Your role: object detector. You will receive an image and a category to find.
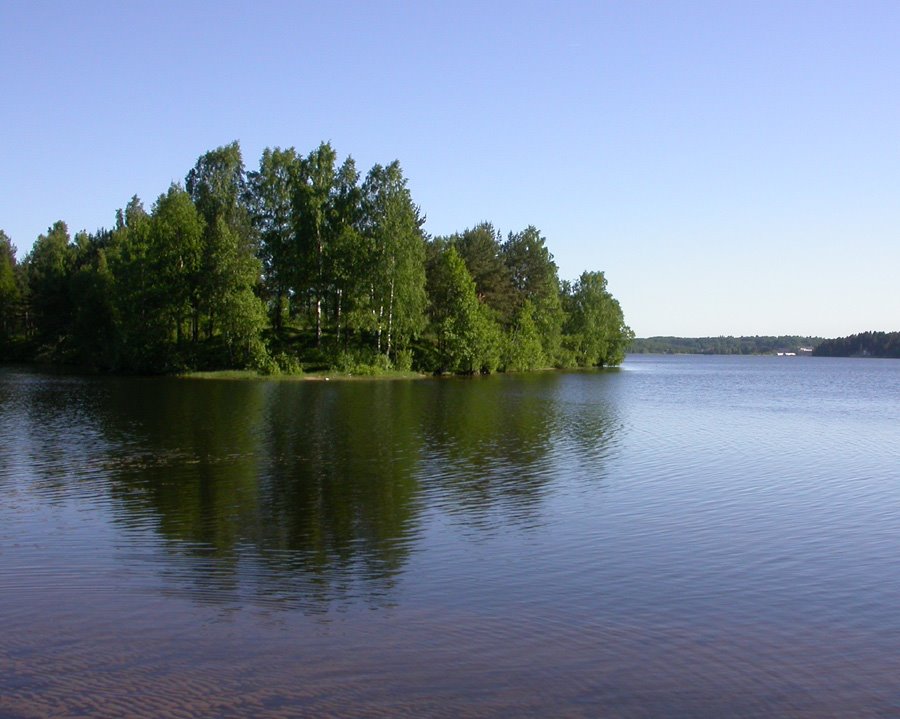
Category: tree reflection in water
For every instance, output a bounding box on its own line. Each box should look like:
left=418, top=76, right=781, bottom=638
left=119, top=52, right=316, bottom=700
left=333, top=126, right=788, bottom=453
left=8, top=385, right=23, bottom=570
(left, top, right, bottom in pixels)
left=11, top=370, right=621, bottom=612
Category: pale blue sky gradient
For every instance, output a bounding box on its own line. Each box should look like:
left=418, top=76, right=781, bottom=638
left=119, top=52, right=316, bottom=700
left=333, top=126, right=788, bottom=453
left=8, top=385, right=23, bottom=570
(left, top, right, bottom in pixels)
left=2, top=0, right=898, bottom=337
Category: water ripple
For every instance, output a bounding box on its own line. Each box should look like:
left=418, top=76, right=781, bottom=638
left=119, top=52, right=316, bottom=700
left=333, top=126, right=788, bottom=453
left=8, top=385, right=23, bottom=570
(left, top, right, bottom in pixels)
left=2, top=359, right=900, bottom=716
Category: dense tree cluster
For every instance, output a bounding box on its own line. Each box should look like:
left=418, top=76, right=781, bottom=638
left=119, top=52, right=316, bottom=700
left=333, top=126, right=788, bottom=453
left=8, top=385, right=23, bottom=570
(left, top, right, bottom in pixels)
left=629, top=335, right=823, bottom=355
left=813, top=331, right=900, bottom=358
left=0, top=141, right=633, bottom=374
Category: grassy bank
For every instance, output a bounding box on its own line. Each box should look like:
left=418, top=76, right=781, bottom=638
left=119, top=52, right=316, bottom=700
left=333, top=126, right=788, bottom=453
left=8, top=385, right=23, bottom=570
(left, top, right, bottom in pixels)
left=180, top=368, right=427, bottom=381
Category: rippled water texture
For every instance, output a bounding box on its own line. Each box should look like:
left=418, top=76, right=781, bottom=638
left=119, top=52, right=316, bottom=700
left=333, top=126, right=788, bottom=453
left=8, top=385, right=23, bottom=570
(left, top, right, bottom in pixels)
left=2, top=356, right=899, bottom=717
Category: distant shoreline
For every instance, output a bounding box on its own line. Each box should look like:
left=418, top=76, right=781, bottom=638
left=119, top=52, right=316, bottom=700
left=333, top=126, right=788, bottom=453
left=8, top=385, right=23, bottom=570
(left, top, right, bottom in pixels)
left=628, top=335, right=822, bottom=356
left=628, top=330, right=900, bottom=359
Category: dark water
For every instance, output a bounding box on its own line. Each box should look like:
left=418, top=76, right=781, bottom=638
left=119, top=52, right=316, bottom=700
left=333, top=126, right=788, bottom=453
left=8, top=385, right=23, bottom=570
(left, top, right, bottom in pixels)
left=2, top=355, right=899, bottom=718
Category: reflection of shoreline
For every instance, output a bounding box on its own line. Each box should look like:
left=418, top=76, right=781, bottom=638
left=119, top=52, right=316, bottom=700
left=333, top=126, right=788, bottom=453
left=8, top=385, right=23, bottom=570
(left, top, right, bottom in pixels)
left=6, top=371, right=621, bottom=611
left=176, top=366, right=622, bottom=382
left=5, top=362, right=900, bottom=718
left=98, top=379, right=425, bottom=611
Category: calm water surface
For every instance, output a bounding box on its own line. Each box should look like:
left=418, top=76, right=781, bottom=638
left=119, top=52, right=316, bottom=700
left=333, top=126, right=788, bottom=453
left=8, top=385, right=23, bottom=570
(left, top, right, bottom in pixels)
left=2, top=355, right=899, bottom=717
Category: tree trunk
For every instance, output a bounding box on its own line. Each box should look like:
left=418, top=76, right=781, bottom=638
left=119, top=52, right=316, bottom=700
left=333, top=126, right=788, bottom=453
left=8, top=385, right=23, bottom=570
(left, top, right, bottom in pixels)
left=315, top=295, right=322, bottom=347
left=386, top=275, right=395, bottom=357
left=315, top=223, right=323, bottom=347
left=376, top=302, right=384, bottom=354
left=335, top=288, right=342, bottom=344
left=273, top=287, right=283, bottom=333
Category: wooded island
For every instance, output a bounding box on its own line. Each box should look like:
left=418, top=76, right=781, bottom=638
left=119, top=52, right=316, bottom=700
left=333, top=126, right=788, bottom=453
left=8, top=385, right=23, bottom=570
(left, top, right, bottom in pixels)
left=0, top=142, right=633, bottom=375
left=813, top=331, right=900, bottom=359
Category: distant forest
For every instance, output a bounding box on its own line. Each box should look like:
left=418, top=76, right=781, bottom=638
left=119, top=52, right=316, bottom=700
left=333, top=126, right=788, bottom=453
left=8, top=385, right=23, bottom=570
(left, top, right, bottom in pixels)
left=629, top=336, right=823, bottom=355
left=0, top=141, right=633, bottom=375
left=813, top=331, right=900, bottom=358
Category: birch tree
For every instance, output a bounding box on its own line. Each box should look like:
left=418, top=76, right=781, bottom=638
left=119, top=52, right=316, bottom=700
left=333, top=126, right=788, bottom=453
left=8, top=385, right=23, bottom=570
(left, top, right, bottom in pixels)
left=360, top=161, right=426, bottom=359
left=247, top=147, right=301, bottom=332
left=294, top=142, right=337, bottom=346
left=186, top=142, right=266, bottom=364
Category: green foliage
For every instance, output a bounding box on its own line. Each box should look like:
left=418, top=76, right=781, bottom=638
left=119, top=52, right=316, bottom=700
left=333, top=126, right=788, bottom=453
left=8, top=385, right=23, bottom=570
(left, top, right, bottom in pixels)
left=107, top=189, right=211, bottom=372
left=247, top=145, right=368, bottom=350
left=327, top=157, right=365, bottom=344
left=150, top=185, right=204, bottom=341
left=562, top=271, right=633, bottom=367
left=332, top=347, right=393, bottom=375
left=502, top=226, right=564, bottom=363
left=430, top=246, right=501, bottom=374
left=442, top=223, right=516, bottom=324
left=186, top=143, right=268, bottom=368
left=393, top=348, right=414, bottom=372
left=503, top=299, right=545, bottom=371
left=26, top=221, right=74, bottom=356
left=813, top=331, right=900, bottom=358
left=10, top=140, right=632, bottom=377
left=0, top=230, right=21, bottom=342
left=360, top=161, right=427, bottom=359
left=108, top=196, right=174, bottom=371
left=630, top=335, right=823, bottom=355
left=293, top=142, right=337, bottom=344
left=275, top=351, right=303, bottom=375
left=69, top=231, right=119, bottom=369
left=246, top=146, right=301, bottom=331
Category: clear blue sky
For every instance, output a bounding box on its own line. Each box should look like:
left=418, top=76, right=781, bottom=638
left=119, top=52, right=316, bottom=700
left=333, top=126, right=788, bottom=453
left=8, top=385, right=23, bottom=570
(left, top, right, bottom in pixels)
left=2, top=0, right=898, bottom=337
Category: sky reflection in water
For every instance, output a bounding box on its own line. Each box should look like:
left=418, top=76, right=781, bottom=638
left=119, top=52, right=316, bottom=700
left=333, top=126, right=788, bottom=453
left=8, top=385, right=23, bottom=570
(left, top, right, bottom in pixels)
left=2, top=357, right=899, bottom=717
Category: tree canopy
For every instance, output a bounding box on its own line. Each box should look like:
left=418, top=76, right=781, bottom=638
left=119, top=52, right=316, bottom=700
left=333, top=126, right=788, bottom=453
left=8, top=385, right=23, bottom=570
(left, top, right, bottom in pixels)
left=1, top=140, right=632, bottom=374
left=813, top=331, right=900, bottom=358
left=629, top=335, right=823, bottom=355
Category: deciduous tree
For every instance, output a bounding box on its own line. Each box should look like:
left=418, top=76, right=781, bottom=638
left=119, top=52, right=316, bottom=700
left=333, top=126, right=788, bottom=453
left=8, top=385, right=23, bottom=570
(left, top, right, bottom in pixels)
left=430, top=246, right=500, bottom=373
left=451, top=222, right=515, bottom=325
left=0, top=230, right=20, bottom=340
left=502, top=226, right=564, bottom=363
left=187, top=143, right=267, bottom=365
left=562, top=271, right=633, bottom=366
left=247, top=147, right=301, bottom=332
left=360, top=161, right=427, bottom=359
left=26, top=221, right=73, bottom=354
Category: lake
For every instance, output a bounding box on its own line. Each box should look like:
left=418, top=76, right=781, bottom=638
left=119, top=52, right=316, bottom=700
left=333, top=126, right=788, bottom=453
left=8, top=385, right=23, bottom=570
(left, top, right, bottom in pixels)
left=2, top=355, right=899, bottom=718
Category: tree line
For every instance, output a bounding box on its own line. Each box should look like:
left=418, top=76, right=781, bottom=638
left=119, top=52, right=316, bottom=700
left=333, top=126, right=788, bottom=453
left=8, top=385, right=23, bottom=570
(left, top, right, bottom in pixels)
left=629, top=335, right=823, bottom=355
left=0, top=141, right=633, bottom=375
left=813, top=331, right=900, bottom=358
